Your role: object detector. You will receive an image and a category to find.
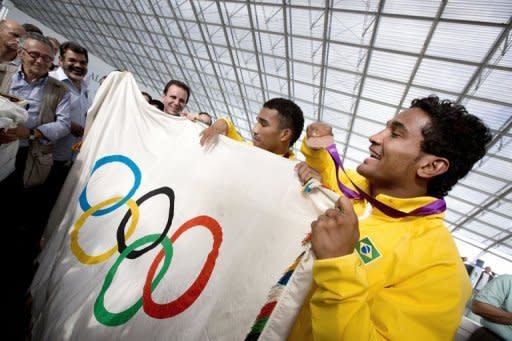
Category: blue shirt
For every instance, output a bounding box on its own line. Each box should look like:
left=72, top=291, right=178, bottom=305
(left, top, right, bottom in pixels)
left=474, top=274, right=512, bottom=340
left=50, top=67, right=90, bottom=161
left=9, top=67, right=71, bottom=148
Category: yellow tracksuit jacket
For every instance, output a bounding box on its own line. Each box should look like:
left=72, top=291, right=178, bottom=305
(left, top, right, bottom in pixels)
left=287, top=139, right=472, bottom=340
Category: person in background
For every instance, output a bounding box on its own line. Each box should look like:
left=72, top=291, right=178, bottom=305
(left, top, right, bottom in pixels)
left=471, top=274, right=512, bottom=340
left=462, top=256, right=474, bottom=275
left=46, top=36, right=60, bottom=71
left=0, top=32, right=70, bottom=340
left=181, top=111, right=213, bottom=126
left=200, top=98, right=304, bottom=159
left=47, top=41, right=89, bottom=214
left=0, top=19, right=25, bottom=64
left=475, top=266, right=497, bottom=292
left=197, top=112, right=212, bottom=126
left=141, top=91, right=151, bottom=102
left=22, top=22, right=43, bottom=35
left=0, top=20, right=24, bottom=96
left=149, top=98, right=164, bottom=111
left=161, top=79, right=190, bottom=116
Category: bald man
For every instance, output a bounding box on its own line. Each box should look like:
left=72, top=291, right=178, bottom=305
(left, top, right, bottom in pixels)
left=0, top=19, right=25, bottom=63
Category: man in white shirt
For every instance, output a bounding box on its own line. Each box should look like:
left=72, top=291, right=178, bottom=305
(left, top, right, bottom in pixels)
left=47, top=41, right=89, bottom=209
left=50, top=41, right=89, bottom=162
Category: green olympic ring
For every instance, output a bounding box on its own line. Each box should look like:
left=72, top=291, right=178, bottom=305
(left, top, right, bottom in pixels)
left=94, top=234, right=173, bottom=326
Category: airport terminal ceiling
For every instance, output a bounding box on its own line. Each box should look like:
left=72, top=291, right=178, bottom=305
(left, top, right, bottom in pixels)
left=10, top=0, right=512, bottom=272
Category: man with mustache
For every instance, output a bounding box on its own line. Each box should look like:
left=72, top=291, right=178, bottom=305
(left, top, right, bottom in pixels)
left=46, top=41, right=89, bottom=210
left=49, top=41, right=89, bottom=164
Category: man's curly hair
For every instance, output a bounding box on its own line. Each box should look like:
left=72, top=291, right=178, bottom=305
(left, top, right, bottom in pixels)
left=411, top=96, right=492, bottom=198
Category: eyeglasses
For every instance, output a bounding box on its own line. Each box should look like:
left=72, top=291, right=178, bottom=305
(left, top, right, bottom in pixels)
left=22, top=48, right=53, bottom=63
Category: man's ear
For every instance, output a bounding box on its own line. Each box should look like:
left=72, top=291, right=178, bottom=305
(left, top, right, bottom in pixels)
left=58, top=55, right=63, bottom=66
left=280, top=127, right=292, bottom=143
left=417, top=155, right=449, bottom=179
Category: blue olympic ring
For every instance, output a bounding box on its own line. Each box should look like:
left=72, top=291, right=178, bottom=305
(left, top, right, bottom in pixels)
left=79, top=155, right=141, bottom=216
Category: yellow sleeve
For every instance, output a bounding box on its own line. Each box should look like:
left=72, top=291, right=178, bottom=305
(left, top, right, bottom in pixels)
left=219, top=117, right=245, bottom=143
left=301, top=137, right=340, bottom=194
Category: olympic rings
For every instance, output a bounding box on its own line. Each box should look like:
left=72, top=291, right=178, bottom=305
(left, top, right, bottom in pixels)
left=117, top=187, right=175, bottom=259
left=72, top=154, right=224, bottom=325
left=94, top=234, right=173, bottom=326
left=143, top=215, right=222, bottom=318
left=71, top=196, right=139, bottom=264
left=79, top=155, right=141, bottom=216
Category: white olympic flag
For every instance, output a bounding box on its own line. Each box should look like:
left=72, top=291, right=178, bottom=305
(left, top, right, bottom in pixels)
left=30, top=72, right=321, bottom=340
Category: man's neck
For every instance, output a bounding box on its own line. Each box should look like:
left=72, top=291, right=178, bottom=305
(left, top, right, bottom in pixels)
left=270, top=144, right=290, bottom=156
left=23, top=70, right=45, bottom=83
left=0, top=48, right=17, bottom=63
left=370, top=182, right=428, bottom=199
left=72, top=79, right=82, bottom=91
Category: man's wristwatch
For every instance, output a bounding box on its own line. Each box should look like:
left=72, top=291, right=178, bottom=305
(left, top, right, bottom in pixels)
left=28, top=129, right=36, bottom=141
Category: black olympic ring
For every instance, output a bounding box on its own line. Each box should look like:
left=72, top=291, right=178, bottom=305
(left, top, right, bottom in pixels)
left=116, top=186, right=175, bottom=259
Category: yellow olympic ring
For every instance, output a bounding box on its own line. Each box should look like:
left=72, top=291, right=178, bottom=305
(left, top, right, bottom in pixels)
left=71, top=196, right=139, bottom=264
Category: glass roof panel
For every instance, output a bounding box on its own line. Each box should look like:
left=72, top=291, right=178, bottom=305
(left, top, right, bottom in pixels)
left=367, top=50, right=417, bottom=83
left=427, top=22, right=502, bottom=62
left=443, top=0, right=512, bottom=23
left=383, top=0, right=440, bottom=17
left=328, top=43, right=367, bottom=71
left=414, top=59, right=477, bottom=93
left=375, top=17, right=432, bottom=54
left=360, top=78, right=406, bottom=106
left=470, top=69, right=512, bottom=104
left=290, top=7, right=325, bottom=38
left=330, top=11, right=374, bottom=45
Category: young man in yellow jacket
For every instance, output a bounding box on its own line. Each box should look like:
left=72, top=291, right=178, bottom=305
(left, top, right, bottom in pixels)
left=200, top=98, right=304, bottom=160
left=250, top=96, right=491, bottom=340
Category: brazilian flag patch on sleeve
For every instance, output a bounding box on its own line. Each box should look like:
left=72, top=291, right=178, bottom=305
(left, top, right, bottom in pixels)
left=356, top=237, right=381, bottom=265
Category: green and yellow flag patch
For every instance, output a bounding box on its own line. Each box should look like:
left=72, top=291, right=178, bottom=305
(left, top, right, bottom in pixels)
left=356, top=237, right=381, bottom=265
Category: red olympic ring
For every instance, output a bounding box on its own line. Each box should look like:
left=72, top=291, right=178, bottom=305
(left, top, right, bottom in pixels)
left=143, top=215, right=223, bottom=318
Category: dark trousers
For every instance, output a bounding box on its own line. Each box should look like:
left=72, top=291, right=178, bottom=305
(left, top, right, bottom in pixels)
left=0, top=148, right=71, bottom=339
left=468, top=327, right=505, bottom=341
left=1, top=147, right=40, bottom=339
left=40, top=159, right=71, bottom=233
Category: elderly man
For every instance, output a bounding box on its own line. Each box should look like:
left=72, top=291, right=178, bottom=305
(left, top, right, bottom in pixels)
left=0, top=32, right=70, bottom=171
left=1, top=31, right=70, bottom=340
left=0, top=19, right=25, bottom=94
left=0, top=19, right=25, bottom=63
left=200, top=98, right=304, bottom=159
left=161, top=79, right=190, bottom=116
left=0, top=32, right=71, bottom=237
